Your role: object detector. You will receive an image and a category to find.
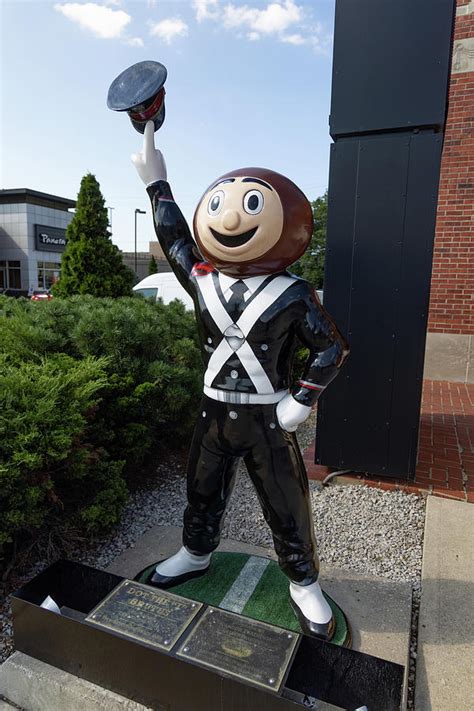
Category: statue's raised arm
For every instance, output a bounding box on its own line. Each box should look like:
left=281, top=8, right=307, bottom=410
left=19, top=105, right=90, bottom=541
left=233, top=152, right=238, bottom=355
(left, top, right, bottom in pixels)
left=132, top=121, right=198, bottom=294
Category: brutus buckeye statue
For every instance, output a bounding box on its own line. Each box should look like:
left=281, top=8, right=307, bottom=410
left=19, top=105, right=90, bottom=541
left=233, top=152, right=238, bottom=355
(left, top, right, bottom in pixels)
left=123, top=77, right=349, bottom=638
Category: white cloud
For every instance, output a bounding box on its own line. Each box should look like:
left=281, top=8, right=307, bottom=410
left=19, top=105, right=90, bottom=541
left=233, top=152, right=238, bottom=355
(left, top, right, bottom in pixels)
left=222, top=0, right=302, bottom=36
left=193, top=0, right=330, bottom=51
left=126, top=36, right=144, bottom=47
left=281, top=32, right=305, bottom=45
left=54, top=3, right=130, bottom=39
left=149, top=17, right=188, bottom=44
left=193, top=0, right=219, bottom=23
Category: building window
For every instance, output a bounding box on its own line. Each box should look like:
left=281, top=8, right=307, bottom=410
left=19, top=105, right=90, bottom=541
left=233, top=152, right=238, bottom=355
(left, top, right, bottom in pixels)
left=37, top=261, right=61, bottom=290
left=0, top=260, right=22, bottom=290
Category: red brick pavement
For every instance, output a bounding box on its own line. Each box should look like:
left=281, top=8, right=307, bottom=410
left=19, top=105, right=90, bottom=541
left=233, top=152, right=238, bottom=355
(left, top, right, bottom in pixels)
left=304, top=380, right=474, bottom=502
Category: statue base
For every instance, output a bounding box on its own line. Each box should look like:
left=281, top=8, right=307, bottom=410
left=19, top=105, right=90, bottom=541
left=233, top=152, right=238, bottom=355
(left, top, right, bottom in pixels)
left=135, top=552, right=352, bottom=648
left=10, top=559, right=404, bottom=710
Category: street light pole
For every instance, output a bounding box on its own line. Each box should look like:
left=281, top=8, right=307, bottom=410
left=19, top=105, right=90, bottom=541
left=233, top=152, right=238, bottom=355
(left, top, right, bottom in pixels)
left=134, top=208, right=146, bottom=277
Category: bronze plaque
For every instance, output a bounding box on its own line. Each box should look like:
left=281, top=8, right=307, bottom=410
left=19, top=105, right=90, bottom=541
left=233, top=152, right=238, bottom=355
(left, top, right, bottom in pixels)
left=177, top=607, right=299, bottom=691
left=85, top=579, right=202, bottom=651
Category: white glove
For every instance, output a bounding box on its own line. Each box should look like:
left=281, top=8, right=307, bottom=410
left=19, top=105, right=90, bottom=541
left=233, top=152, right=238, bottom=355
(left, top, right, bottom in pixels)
left=131, top=120, right=167, bottom=186
left=276, top=394, right=311, bottom=432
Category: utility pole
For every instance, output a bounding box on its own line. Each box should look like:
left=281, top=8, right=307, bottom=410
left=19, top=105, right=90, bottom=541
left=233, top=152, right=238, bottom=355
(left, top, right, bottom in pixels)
left=134, top=208, right=146, bottom=277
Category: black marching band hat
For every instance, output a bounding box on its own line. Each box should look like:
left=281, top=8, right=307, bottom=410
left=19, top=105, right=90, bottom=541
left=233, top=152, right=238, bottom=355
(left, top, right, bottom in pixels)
left=107, top=60, right=167, bottom=134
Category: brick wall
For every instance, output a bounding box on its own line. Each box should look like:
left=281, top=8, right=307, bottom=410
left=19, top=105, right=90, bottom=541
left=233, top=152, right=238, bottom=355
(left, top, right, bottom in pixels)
left=428, top=0, right=474, bottom=335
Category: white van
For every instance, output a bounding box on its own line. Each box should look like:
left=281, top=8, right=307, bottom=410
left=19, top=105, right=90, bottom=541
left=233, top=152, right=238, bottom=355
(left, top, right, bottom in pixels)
left=134, top=272, right=323, bottom=312
left=133, top=272, right=194, bottom=311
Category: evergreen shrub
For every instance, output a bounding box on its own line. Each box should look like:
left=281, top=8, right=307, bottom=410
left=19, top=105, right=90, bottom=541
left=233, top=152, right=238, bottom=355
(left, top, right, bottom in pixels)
left=0, top=294, right=202, bottom=571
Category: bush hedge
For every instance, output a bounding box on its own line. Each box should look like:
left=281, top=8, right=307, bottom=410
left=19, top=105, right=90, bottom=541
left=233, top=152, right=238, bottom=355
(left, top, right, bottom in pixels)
left=0, top=295, right=202, bottom=571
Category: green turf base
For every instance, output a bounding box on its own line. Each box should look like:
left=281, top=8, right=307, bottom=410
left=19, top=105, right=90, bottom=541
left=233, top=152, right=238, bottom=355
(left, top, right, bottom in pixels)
left=136, top=552, right=351, bottom=648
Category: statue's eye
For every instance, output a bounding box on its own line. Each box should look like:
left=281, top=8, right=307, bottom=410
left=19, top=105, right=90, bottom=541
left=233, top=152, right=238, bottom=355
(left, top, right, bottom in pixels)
left=243, top=190, right=264, bottom=215
left=207, top=190, right=224, bottom=216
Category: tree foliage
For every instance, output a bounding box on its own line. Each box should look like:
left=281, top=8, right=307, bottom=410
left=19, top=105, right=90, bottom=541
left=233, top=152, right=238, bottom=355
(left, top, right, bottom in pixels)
left=148, top=255, right=158, bottom=275
left=53, top=173, right=134, bottom=297
left=0, top=294, right=202, bottom=572
left=291, top=192, right=327, bottom=289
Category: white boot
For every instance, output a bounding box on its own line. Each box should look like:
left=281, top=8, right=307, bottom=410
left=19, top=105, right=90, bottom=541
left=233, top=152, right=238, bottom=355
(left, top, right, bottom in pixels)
left=289, top=580, right=334, bottom=639
left=151, top=546, right=211, bottom=584
left=290, top=581, right=333, bottom=624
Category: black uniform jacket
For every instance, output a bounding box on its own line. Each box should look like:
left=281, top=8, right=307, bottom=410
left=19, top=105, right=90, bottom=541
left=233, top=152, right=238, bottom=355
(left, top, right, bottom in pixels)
left=147, top=180, right=348, bottom=407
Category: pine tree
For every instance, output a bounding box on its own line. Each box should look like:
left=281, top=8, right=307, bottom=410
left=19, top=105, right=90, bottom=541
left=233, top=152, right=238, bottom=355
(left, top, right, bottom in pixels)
left=291, top=192, right=327, bottom=289
left=53, top=173, right=134, bottom=297
left=148, top=254, right=158, bottom=275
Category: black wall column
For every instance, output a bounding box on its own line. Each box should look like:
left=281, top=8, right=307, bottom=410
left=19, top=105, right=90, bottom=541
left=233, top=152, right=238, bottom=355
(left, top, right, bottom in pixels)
left=315, top=0, right=456, bottom=479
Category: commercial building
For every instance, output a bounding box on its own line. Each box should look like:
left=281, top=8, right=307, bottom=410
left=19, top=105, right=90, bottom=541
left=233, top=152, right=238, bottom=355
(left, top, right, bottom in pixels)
left=0, top=188, right=75, bottom=295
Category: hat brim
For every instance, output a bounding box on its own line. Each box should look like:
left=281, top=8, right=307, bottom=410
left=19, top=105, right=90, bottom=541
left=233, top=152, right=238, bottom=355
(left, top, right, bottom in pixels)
left=107, top=60, right=167, bottom=112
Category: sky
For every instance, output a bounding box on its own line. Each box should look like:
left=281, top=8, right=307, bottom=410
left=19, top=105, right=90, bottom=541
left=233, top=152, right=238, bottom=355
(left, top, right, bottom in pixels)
left=1, top=0, right=336, bottom=252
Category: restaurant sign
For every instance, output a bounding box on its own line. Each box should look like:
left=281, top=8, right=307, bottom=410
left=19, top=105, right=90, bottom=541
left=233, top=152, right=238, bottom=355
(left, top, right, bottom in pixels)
left=35, top=224, right=68, bottom=252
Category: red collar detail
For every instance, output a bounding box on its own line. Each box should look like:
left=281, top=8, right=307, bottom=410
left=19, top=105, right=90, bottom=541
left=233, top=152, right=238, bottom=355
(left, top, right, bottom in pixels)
left=191, top=262, right=215, bottom=277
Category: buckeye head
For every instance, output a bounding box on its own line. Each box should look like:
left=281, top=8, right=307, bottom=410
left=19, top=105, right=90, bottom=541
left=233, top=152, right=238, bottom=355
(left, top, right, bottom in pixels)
left=193, top=167, right=313, bottom=277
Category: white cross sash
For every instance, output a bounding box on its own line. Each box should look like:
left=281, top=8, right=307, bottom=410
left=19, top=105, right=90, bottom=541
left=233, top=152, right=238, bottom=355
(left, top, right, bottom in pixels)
left=196, top=273, right=295, bottom=393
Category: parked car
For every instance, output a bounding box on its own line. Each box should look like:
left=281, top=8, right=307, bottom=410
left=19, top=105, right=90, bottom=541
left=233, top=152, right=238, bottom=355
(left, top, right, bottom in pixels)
left=133, top=272, right=194, bottom=310
left=31, top=289, right=53, bottom=302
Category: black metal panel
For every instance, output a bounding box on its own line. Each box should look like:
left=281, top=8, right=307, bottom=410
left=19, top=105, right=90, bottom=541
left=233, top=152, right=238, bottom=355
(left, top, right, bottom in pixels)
left=316, top=132, right=443, bottom=478
left=317, top=141, right=358, bottom=467
left=330, top=0, right=455, bottom=137
left=11, top=560, right=405, bottom=711
left=286, top=635, right=403, bottom=711
left=12, top=562, right=300, bottom=711
left=387, top=133, right=443, bottom=473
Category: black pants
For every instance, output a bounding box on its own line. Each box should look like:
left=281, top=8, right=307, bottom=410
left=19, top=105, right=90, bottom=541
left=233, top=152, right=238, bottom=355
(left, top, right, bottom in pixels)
left=183, top=396, right=319, bottom=585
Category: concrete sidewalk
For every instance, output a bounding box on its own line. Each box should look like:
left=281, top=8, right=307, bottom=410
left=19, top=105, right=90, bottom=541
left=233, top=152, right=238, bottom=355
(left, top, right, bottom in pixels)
left=415, top=496, right=474, bottom=710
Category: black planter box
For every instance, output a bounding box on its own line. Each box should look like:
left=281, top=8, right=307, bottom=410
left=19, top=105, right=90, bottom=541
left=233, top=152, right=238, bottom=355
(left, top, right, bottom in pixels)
left=11, top=560, right=404, bottom=711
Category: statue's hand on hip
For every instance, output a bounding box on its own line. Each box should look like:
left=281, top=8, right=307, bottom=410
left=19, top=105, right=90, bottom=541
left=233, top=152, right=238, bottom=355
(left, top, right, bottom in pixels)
left=276, top=394, right=311, bottom=433
left=131, top=120, right=167, bottom=186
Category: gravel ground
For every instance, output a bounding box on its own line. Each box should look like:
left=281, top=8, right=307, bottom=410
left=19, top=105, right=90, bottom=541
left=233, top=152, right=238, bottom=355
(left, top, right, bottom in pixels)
left=0, top=414, right=425, bottom=706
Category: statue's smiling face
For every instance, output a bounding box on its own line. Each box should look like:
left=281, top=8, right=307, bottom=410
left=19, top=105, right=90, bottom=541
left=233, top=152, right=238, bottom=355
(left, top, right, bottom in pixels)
left=194, top=177, right=284, bottom=263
